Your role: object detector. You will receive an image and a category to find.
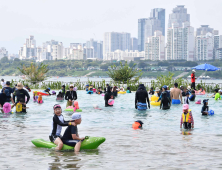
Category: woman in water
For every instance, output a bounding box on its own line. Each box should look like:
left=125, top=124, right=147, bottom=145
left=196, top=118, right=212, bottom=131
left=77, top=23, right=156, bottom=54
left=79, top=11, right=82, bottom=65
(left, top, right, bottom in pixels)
left=49, top=104, right=75, bottom=151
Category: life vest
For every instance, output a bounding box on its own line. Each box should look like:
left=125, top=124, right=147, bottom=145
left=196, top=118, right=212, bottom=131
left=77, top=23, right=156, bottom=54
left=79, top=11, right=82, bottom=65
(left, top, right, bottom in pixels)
left=16, top=103, right=23, bottom=112
left=132, top=122, right=141, bottom=130
left=182, top=110, right=192, bottom=123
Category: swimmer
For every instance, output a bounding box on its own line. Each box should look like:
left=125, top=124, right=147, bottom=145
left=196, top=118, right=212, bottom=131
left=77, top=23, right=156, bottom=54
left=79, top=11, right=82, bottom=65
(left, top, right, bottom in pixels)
left=49, top=104, right=76, bottom=151
left=184, top=92, right=190, bottom=104
left=180, top=104, right=194, bottom=129
left=56, top=90, right=64, bottom=100
left=96, top=87, right=103, bottom=94
left=45, top=87, right=51, bottom=95
left=61, top=85, right=66, bottom=95
left=93, top=104, right=102, bottom=110
left=37, top=94, right=43, bottom=104
left=87, top=88, right=94, bottom=94
left=85, top=84, right=89, bottom=91
left=135, top=84, right=150, bottom=110
left=160, top=91, right=171, bottom=110
left=189, top=90, right=196, bottom=101
left=214, top=89, right=221, bottom=100
left=61, top=113, right=84, bottom=153
left=132, top=120, right=143, bottom=130
left=65, top=84, right=77, bottom=107
left=126, top=87, right=131, bottom=93
left=33, top=91, right=38, bottom=102
left=149, top=87, right=154, bottom=95
left=201, top=99, right=209, bottom=115
left=119, top=87, right=124, bottom=92
left=171, top=83, right=183, bottom=104
left=113, top=86, right=118, bottom=97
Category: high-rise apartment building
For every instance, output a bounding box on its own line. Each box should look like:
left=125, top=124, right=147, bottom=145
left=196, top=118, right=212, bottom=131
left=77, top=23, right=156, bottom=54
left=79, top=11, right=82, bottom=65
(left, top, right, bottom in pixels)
left=103, top=32, right=131, bottom=60
left=168, top=5, right=190, bottom=28
left=196, top=25, right=214, bottom=36
left=145, top=31, right=165, bottom=60
left=150, top=8, right=165, bottom=36
left=51, top=42, right=64, bottom=60
left=84, top=39, right=103, bottom=59
left=138, top=18, right=148, bottom=51
left=166, top=22, right=195, bottom=61
left=145, top=17, right=162, bottom=41
left=0, top=47, right=8, bottom=59
left=131, top=38, right=138, bottom=51
left=214, top=35, right=222, bottom=59
left=19, top=35, right=37, bottom=60
left=195, top=33, right=214, bottom=60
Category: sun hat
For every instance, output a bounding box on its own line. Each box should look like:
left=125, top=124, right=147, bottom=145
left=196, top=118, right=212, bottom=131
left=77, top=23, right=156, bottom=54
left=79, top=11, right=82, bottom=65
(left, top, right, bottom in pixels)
left=52, top=91, right=56, bottom=94
left=3, top=103, right=11, bottom=113
left=72, top=113, right=81, bottom=120
left=192, top=70, right=196, bottom=72
left=183, top=104, right=189, bottom=110
left=155, top=87, right=160, bottom=91
left=16, top=82, right=23, bottom=90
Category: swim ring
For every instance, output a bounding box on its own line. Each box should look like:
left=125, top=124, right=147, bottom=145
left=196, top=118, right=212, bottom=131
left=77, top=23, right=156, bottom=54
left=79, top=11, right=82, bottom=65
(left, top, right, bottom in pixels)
left=65, top=106, right=82, bottom=112
left=150, top=95, right=159, bottom=101
left=108, top=99, right=114, bottom=105
left=34, top=91, right=49, bottom=96
left=118, top=91, right=126, bottom=94
left=195, top=90, right=205, bottom=95
left=151, top=101, right=161, bottom=106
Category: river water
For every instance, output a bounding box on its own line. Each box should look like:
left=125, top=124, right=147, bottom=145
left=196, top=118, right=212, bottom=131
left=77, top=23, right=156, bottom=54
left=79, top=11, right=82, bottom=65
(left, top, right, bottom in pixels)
left=0, top=91, right=222, bottom=169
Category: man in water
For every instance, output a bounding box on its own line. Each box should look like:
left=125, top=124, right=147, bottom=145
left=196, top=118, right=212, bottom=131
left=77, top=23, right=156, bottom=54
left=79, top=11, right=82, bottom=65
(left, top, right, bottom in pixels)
left=2, top=81, right=14, bottom=102
left=191, top=70, right=196, bottom=90
left=171, top=83, right=183, bottom=104
left=135, top=84, right=150, bottom=110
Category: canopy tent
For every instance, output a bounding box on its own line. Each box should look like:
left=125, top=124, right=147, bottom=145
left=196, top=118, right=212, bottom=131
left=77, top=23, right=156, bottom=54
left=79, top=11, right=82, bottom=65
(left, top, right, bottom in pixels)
left=192, top=63, right=220, bottom=71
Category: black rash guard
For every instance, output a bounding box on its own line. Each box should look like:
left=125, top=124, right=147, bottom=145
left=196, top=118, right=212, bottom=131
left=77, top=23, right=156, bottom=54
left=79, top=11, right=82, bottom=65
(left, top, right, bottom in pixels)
left=13, top=89, right=30, bottom=104
left=135, top=84, right=150, bottom=107
left=105, top=86, right=113, bottom=107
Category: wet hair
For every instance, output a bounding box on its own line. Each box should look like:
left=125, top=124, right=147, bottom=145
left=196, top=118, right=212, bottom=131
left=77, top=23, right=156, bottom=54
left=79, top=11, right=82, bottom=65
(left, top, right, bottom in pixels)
left=215, top=89, right=218, bottom=93
left=191, top=90, right=195, bottom=93
left=150, top=87, right=153, bottom=90
left=174, top=83, right=178, bottom=87
left=127, top=87, right=130, bottom=90
left=106, top=84, right=109, bottom=86
left=90, top=88, right=93, bottom=91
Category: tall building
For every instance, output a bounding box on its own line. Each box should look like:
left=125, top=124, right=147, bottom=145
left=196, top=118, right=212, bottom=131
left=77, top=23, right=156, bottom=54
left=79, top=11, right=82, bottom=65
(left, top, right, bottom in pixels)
left=51, top=42, right=64, bottom=60
left=214, top=35, right=222, bottom=59
left=150, top=8, right=165, bottom=36
left=103, top=32, right=131, bottom=59
left=196, top=25, right=214, bottom=36
left=145, top=31, right=165, bottom=60
left=145, top=17, right=162, bottom=40
left=138, top=18, right=148, bottom=51
left=168, top=5, right=190, bottom=28
left=104, top=50, right=145, bottom=61
left=19, top=35, right=37, bottom=60
left=166, top=22, right=195, bottom=61
left=131, top=38, right=138, bottom=51
left=195, top=33, right=214, bottom=60
left=84, top=39, right=103, bottom=59
left=0, top=47, right=8, bottom=59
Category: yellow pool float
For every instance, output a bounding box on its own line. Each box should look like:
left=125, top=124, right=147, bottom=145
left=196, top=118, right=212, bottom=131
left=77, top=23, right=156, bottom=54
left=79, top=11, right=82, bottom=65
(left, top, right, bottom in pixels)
left=118, top=91, right=126, bottom=94
left=151, top=101, right=161, bottom=106
left=150, top=95, right=159, bottom=101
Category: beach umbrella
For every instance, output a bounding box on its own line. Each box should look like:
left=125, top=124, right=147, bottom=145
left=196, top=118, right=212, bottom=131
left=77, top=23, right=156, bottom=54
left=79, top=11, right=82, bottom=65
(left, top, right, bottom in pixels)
left=192, top=63, right=220, bottom=71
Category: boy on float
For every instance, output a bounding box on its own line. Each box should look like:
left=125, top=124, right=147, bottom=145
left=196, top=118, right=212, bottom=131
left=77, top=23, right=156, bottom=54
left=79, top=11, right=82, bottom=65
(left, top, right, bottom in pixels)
left=61, top=113, right=85, bottom=152
left=180, top=104, right=194, bottom=129
left=49, top=104, right=76, bottom=151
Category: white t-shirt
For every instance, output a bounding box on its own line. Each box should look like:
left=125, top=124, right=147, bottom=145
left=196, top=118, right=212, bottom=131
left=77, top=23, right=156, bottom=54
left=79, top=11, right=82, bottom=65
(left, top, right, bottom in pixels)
left=1, top=81, right=6, bottom=88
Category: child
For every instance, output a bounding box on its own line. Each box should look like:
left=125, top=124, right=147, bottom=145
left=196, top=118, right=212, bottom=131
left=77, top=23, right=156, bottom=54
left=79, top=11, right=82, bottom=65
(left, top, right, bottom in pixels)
left=119, top=87, right=124, bottom=92
left=61, top=113, right=84, bottom=152
left=160, top=92, right=171, bottom=110
left=189, top=90, right=196, bottom=101
left=3, top=102, right=12, bottom=114
left=149, top=87, right=154, bottom=95
left=113, top=86, right=118, bottom=97
left=87, top=88, right=94, bottom=94
left=45, top=87, right=51, bottom=95
left=96, top=87, right=103, bottom=94
left=37, top=94, right=43, bottom=104
left=33, top=91, right=38, bottom=102
left=132, top=120, right=143, bottom=130
left=61, top=85, right=66, bottom=95
left=180, top=104, right=194, bottom=129
left=85, top=84, right=89, bottom=91
left=52, top=91, right=56, bottom=95
left=201, top=99, right=209, bottom=115
left=49, top=104, right=76, bottom=151
left=12, top=98, right=28, bottom=113
left=56, top=91, right=64, bottom=100
left=154, top=87, right=160, bottom=97
left=214, top=89, right=221, bottom=100
left=184, top=92, right=190, bottom=104
left=126, top=87, right=131, bottom=93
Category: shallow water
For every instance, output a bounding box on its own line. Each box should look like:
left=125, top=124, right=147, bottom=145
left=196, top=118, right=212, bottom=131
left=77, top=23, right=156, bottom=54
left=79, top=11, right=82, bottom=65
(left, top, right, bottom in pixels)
left=0, top=91, right=222, bottom=169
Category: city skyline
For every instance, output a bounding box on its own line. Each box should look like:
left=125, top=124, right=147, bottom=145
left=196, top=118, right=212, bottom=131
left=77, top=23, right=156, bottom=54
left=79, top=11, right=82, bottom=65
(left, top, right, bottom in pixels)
left=0, top=0, right=222, bottom=53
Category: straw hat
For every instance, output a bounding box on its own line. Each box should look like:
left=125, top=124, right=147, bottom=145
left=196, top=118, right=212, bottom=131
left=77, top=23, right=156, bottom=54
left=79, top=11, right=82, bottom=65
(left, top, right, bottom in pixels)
left=16, top=82, right=23, bottom=90
left=155, top=87, right=160, bottom=91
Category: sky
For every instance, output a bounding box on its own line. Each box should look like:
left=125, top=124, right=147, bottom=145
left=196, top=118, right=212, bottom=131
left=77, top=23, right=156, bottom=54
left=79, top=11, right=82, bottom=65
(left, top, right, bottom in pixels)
left=0, top=0, right=221, bottom=53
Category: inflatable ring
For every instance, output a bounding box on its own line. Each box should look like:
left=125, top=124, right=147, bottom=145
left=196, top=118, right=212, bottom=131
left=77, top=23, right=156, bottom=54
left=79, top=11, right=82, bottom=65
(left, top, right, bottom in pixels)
left=150, top=95, right=159, bottom=101
left=118, top=91, right=126, bottom=94
left=34, top=91, right=49, bottom=96
left=65, top=108, right=82, bottom=112
left=151, top=101, right=160, bottom=106
left=195, top=90, right=205, bottom=95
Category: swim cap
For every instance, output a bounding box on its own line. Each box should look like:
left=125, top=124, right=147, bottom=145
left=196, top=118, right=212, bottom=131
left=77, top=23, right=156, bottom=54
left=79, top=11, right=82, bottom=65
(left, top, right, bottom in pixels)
left=72, top=113, right=81, bottom=120
left=47, top=87, right=51, bottom=90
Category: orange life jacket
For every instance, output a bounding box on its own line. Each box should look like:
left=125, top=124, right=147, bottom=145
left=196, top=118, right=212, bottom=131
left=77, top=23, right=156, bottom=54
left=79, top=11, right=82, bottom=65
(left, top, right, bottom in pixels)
left=132, top=122, right=141, bottom=129
left=182, top=111, right=192, bottom=123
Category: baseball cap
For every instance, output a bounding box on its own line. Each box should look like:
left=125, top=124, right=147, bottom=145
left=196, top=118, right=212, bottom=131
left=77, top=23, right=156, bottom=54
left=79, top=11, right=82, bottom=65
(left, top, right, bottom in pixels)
left=72, top=113, right=81, bottom=120
left=183, top=104, right=189, bottom=110
left=162, top=85, right=167, bottom=89
left=6, top=81, right=10, bottom=85
left=4, top=89, right=10, bottom=96
left=135, top=120, right=144, bottom=126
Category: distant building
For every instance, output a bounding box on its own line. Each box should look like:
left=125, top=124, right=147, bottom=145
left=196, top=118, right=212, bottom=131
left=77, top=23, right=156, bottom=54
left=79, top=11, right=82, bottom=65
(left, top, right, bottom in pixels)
left=214, top=35, right=222, bottom=59
left=69, top=45, right=84, bottom=60
left=166, top=22, right=195, bottom=61
left=51, top=42, right=64, bottom=60
left=145, top=31, right=165, bottom=60
left=104, top=50, right=145, bottom=61
left=195, top=33, right=214, bottom=60
left=19, top=35, right=37, bottom=60
left=196, top=25, right=214, bottom=36
left=145, top=17, right=162, bottom=41
left=168, top=5, right=190, bottom=28
left=103, top=32, right=131, bottom=59
left=216, top=48, right=222, bottom=60
left=150, top=8, right=165, bottom=36
left=131, top=38, right=138, bottom=51
left=138, top=18, right=148, bottom=51
left=84, top=39, right=103, bottom=59
left=0, top=47, right=8, bottom=59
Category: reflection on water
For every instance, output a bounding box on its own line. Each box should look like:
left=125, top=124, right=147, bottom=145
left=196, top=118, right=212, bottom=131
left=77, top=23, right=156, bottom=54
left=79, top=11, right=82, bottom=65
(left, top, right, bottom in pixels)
left=0, top=91, right=222, bottom=169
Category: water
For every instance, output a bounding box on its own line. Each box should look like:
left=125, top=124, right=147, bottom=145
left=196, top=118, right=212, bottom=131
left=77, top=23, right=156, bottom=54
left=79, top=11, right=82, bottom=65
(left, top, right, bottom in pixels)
left=1, top=91, right=222, bottom=169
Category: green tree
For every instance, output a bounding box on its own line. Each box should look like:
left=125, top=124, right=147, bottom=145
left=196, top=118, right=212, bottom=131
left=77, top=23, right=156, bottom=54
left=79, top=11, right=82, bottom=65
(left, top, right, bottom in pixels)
left=100, top=64, right=109, bottom=70
left=107, top=61, right=142, bottom=83
left=138, top=62, right=147, bottom=69
left=18, top=62, right=49, bottom=83
left=1, top=56, right=9, bottom=63
left=129, top=61, right=135, bottom=67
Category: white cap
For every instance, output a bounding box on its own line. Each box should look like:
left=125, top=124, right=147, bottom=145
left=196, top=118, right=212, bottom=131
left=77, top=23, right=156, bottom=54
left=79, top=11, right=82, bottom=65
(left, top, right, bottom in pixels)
left=192, top=70, right=196, bottom=72
left=72, top=113, right=81, bottom=120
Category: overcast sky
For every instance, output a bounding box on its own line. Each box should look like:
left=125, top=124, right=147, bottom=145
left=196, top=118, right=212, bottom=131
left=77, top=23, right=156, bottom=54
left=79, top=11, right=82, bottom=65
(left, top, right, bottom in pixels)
left=0, top=0, right=221, bottom=53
